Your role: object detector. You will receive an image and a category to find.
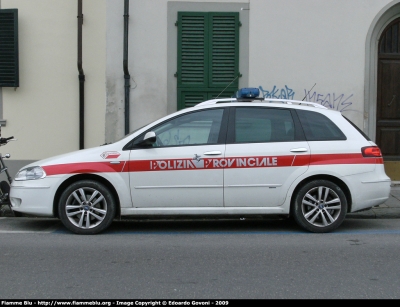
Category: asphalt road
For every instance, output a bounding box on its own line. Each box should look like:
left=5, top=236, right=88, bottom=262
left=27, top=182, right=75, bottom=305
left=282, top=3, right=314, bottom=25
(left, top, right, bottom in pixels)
left=1, top=217, right=400, bottom=299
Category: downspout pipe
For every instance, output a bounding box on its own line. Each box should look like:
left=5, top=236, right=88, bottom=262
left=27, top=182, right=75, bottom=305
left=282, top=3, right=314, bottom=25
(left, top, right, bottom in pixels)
left=77, top=0, right=85, bottom=149
left=123, top=0, right=131, bottom=135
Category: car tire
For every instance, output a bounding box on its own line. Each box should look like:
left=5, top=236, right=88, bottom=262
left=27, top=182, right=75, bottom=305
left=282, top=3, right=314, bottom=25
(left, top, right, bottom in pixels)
left=58, top=180, right=116, bottom=235
left=13, top=211, right=23, bottom=217
left=292, top=179, right=347, bottom=233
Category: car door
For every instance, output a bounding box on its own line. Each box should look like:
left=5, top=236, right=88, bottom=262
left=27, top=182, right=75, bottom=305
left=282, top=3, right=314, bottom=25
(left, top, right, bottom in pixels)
left=127, top=108, right=227, bottom=208
left=224, top=106, right=310, bottom=207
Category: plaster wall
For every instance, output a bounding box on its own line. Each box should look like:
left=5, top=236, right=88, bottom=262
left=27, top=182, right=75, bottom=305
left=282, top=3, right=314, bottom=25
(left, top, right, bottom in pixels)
left=1, top=0, right=106, bottom=163
left=105, top=0, right=249, bottom=143
left=249, top=0, right=392, bottom=129
left=2, top=0, right=400, bottom=176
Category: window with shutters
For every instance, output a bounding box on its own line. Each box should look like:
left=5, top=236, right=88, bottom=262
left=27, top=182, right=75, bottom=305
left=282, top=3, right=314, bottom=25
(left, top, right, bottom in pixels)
left=176, top=12, right=240, bottom=109
left=0, top=9, right=19, bottom=87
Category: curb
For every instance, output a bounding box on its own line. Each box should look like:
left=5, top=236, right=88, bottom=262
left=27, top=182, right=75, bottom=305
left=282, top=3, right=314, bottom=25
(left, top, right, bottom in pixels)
left=346, top=208, right=400, bottom=219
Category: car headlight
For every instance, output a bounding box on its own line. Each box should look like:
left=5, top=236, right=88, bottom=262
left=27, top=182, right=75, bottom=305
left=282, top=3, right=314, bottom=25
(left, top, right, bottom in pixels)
left=14, top=166, right=46, bottom=181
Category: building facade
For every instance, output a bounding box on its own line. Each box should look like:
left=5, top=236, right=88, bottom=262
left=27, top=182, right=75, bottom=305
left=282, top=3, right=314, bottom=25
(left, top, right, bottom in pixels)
left=1, top=0, right=400, bottom=179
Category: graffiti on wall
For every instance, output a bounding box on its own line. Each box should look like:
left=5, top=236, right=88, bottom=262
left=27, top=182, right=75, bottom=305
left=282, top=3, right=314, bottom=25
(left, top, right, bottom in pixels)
left=303, top=90, right=353, bottom=112
left=259, top=85, right=295, bottom=100
left=258, top=85, right=354, bottom=113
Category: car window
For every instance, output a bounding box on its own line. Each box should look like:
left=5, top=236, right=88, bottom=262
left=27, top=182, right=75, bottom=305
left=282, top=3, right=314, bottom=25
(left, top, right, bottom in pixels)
left=132, top=108, right=224, bottom=148
left=342, top=115, right=371, bottom=141
left=296, top=109, right=346, bottom=141
left=234, top=107, right=295, bottom=143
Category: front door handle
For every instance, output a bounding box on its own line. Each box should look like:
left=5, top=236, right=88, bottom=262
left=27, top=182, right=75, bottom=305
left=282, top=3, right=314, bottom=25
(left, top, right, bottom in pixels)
left=290, top=148, right=308, bottom=153
left=203, top=151, right=222, bottom=155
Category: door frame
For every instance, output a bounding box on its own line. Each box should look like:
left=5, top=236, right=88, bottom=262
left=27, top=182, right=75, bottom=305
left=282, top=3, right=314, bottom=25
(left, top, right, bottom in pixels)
left=376, top=22, right=400, bottom=160
left=365, top=2, right=400, bottom=180
left=365, top=1, right=400, bottom=142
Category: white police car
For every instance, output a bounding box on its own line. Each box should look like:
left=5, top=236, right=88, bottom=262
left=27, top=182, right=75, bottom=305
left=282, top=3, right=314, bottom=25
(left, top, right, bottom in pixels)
left=10, top=88, right=391, bottom=234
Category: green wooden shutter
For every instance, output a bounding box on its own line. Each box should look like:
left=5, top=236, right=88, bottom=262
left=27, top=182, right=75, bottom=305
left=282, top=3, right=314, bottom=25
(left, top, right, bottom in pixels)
left=209, top=13, right=239, bottom=88
left=0, top=9, right=19, bottom=87
left=178, top=12, right=208, bottom=88
left=177, top=12, right=239, bottom=109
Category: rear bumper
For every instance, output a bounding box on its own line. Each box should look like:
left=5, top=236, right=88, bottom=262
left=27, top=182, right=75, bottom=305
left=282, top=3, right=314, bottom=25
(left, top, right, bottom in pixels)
left=348, top=175, right=391, bottom=212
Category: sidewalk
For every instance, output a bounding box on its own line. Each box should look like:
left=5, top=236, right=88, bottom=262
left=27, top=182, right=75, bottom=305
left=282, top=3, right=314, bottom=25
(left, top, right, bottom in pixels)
left=346, top=182, right=400, bottom=219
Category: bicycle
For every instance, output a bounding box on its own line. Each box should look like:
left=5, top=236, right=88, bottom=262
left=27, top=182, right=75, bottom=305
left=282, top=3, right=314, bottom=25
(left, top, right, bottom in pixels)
left=0, top=127, right=16, bottom=217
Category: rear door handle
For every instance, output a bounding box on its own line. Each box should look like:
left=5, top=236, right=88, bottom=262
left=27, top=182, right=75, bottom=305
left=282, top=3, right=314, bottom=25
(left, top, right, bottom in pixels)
left=290, top=148, right=308, bottom=153
left=203, top=151, right=222, bottom=156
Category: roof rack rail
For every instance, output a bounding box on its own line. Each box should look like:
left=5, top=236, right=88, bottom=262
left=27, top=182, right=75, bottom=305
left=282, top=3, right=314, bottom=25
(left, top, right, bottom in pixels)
left=194, top=87, right=328, bottom=109
left=195, top=97, right=328, bottom=109
left=257, top=98, right=328, bottom=109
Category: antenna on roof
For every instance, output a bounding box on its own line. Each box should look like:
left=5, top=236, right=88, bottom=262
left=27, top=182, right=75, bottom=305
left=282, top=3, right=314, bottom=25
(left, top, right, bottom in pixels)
left=215, top=74, right=240, bottom=98
left=302, top=83, right=316, bottom=101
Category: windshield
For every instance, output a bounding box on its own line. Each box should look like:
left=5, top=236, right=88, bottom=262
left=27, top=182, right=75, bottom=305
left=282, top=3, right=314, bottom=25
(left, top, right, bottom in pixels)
left=101, top=123, right=151, bottom=146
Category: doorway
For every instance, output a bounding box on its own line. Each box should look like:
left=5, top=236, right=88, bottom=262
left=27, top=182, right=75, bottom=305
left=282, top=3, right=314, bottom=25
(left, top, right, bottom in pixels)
left=377, top=18, right=400, bottom=180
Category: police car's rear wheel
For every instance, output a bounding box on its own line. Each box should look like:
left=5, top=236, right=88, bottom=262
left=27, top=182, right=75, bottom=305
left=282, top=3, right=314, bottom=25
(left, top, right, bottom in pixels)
left=58, top=180, right=116, bottom=234
left=293, top=180, right=347, bottom=233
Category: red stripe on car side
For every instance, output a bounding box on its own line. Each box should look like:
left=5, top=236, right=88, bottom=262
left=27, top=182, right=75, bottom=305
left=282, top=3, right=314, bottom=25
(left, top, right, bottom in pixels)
left=40, top=153, right=381, bottom=176
left=129, top=155, right=297, bottom=172
left=42, top=161, right=125, bottom=176
left=310, top=153, right=380, bottom=165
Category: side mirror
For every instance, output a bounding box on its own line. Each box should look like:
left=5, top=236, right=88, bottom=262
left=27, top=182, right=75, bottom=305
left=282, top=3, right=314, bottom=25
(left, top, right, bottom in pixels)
left=142, top=131, right=156, bottom=145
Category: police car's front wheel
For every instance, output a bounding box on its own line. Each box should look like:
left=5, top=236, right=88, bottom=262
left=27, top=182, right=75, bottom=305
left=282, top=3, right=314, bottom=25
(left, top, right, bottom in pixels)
left=292, top=180, right=347, bottom=233
left=58, top=180, right=116, bottom=234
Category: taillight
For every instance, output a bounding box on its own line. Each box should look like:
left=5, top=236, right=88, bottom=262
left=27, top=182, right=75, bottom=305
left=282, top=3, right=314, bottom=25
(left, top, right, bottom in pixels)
left=362, top=146, right=382, bottom=157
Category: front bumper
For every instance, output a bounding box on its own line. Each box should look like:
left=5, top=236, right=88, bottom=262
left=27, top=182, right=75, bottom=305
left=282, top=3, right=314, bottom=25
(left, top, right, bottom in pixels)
left=10, top=177, right=63, bottom=217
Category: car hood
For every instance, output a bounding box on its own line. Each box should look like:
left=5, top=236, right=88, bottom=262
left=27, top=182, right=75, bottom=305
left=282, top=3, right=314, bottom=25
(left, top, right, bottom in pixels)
left=18, top=143, right=121, bottom=170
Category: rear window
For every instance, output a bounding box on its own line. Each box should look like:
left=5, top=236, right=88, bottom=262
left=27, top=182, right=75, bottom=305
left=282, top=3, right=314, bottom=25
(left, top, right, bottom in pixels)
left=342, top=115, right=371, bottom=141
left=296, top=109, right=346, bottom=141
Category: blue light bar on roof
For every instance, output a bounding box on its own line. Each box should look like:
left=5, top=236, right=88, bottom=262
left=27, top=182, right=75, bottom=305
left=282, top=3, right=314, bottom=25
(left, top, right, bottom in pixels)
left=235, top=87, right=260, bottom=99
